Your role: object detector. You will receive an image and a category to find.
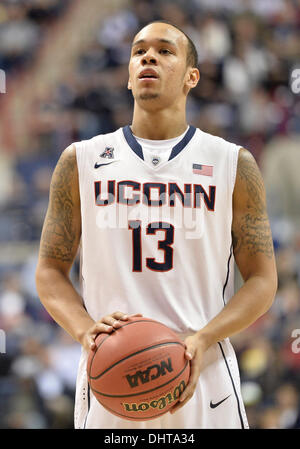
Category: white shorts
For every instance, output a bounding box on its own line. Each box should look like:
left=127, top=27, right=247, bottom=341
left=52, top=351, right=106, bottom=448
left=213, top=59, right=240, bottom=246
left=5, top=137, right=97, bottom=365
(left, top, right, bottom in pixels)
left=74, top=338, right=249, bottom=429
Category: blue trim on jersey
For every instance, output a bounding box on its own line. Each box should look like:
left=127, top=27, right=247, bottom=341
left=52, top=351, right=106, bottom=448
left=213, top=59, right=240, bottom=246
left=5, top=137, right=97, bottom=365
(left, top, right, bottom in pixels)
left=123, top=126, right=144, bottom=160
left=168, top=125, right=196, bottom=160
left=83, top=384, right=91, bottom=429
left=222, top=244, right=233, bottom=306
left=122, top=125, right=196, bottom=162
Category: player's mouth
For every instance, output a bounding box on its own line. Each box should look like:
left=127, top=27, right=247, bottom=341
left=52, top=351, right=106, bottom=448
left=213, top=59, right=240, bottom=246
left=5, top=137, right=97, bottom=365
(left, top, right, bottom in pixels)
left=138, top=69, right=159, bottom=81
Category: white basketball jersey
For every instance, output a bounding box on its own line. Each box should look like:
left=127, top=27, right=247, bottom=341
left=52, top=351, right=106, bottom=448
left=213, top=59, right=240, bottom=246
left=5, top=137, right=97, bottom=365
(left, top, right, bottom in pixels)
left=74, top=125, right=240, bottom=332
left=73, top=126, right=248, bottom=429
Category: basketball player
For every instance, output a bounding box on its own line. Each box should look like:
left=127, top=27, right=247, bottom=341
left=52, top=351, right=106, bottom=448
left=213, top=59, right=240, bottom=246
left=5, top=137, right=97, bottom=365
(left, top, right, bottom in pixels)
left=35, top=21, right=277, bottom=429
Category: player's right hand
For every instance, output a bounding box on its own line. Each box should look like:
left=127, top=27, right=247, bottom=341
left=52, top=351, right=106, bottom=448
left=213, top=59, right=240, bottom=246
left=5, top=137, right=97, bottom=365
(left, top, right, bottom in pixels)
left=82, top=311, right=143, bottom=352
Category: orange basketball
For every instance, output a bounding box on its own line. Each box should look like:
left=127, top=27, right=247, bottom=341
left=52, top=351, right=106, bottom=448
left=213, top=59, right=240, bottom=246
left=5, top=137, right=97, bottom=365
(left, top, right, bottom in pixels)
left=87, top=316, right=190, bottom=421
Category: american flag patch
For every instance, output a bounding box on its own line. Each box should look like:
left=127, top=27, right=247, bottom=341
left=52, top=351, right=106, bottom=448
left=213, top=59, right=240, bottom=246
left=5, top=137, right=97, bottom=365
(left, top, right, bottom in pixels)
left=192, top=163, right=213, bottom=177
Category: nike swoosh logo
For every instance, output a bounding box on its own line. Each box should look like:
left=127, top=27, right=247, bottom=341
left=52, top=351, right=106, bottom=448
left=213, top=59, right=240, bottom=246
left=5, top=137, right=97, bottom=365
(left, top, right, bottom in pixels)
left=94, top=161, right=116, bottom=169
left=210, top=394, right=231, bottom=409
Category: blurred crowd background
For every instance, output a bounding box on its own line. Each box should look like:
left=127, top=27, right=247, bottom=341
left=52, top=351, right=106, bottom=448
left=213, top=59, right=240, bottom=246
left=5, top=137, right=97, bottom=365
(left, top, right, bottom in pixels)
left=0, top=0, right=299, bottom=429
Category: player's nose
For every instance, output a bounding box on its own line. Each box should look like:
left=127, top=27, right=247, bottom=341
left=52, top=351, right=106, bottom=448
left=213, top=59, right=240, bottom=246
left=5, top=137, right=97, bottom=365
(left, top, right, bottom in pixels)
left=142, top=49, right=157, bottom=65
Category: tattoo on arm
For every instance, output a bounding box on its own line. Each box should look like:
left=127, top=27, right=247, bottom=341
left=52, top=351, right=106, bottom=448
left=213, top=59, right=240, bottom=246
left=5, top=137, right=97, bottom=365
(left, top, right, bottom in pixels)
left=40, top=149, right=78, bottom=262
left=232, top=151, right=274, bottom=259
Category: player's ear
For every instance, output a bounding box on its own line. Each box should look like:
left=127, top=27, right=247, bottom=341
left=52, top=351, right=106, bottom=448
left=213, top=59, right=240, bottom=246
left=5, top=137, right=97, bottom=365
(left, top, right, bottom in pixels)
left=186, top=67, right=200, bottom=90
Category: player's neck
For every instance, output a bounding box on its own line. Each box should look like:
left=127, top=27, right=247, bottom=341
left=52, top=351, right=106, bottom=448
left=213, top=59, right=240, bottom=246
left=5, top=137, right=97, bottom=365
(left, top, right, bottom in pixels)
left=131, top=106, right=188, bottom=140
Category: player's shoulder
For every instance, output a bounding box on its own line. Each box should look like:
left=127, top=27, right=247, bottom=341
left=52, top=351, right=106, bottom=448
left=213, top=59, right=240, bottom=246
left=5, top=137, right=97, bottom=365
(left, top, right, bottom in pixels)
left=196, top=127, right=241, bottom=152
left=74, top=128, right=122, bottom=149
left=56, top=143, right=77, bottom=166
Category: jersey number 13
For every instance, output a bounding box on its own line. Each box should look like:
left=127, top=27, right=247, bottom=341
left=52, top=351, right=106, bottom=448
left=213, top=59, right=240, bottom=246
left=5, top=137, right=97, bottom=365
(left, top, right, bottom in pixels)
left=128, top=220, right=174, bottom=272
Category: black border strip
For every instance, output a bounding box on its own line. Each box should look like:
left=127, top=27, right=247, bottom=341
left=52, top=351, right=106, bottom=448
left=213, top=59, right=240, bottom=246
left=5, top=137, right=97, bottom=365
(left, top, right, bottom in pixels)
left=217, top=341, right=245, bottom=429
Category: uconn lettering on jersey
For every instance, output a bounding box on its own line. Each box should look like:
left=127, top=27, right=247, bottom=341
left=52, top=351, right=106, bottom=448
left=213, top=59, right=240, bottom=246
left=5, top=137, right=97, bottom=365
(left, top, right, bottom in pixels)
left=94, top=181, right=216, bottom=211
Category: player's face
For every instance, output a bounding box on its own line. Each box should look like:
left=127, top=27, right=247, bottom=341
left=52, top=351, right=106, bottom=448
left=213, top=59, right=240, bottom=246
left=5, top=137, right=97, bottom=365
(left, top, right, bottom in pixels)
left=128, top=23, right=192, bottom=108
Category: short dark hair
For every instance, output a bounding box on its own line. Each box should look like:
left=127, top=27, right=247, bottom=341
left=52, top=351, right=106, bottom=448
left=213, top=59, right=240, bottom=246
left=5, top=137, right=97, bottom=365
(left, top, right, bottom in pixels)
left=143, top=20, right=198, bottom=68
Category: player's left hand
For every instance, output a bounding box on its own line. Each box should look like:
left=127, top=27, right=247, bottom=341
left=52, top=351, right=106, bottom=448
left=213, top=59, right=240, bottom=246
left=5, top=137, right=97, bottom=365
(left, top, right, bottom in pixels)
left=170, top=333, right=207, bottom=414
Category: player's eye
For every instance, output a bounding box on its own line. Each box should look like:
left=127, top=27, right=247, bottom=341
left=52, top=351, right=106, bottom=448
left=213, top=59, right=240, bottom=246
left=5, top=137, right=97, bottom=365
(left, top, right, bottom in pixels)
left=160, top=49, right=171, bottom=55
left=135, top=49, right=145, bottom=55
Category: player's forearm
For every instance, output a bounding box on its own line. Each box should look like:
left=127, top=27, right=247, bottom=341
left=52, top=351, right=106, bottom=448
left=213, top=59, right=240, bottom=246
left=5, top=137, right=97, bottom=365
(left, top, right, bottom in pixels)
left=195, top=274, right=277, bottom=350
left=36, top=265, right=95, bottom=345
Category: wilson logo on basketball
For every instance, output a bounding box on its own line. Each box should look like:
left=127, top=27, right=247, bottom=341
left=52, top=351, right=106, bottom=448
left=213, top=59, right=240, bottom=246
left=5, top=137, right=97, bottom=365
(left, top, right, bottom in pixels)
left=125, top=357, right=173, bottom=388
left=122, top=380, right=186, bottom=412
